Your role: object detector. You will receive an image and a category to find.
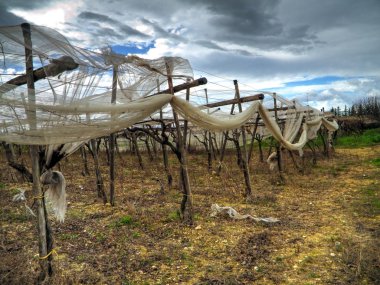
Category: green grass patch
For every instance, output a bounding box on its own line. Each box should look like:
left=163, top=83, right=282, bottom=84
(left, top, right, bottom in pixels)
left=369, top=158, right=380, bottom=167
left=60, top=233, right=79, bottom=240
left=356, top=184, right=380, bottom=217
left=95, top=232, right=107, bottom=242
left=364, top=185, right=380, bottom=213
left=110, top=215, right=135, bottom=228
left=166, top=210, right=181, bottom=222
left=336, top=128, right=380, bottom=148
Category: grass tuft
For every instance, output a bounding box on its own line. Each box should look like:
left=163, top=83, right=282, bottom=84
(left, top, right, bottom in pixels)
left=336, top=128, right=380, bottom=148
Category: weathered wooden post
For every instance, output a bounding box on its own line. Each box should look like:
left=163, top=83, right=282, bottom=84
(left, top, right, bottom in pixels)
left=132, top=131, right=144, bottom=169
left=156, top=79, right=173, bottom=187
left=109, top=64, right=118, bottom=206
left=204, top=88, right=214, bottom=172
left=214, top=93, right=264, bottom=175
left=166, top=62, right=193, bottom=224
left=21, top=22, right=52, bottom=282
left=273, top=93, right=284, bottom=177
left=248, top=115, right=261, bottom=163
left=89, top=137, right=107, bottom=203
left=182, top=78, right=191, bottom=150
left=80, top=146, right=90, bottom=176
left=233, top=80, right=252, bottom=197
left=216, top=94, right=237, bottom=176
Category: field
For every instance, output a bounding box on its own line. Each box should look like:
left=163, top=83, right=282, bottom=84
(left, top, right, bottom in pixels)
left=1, top=131, right=379, bottom=284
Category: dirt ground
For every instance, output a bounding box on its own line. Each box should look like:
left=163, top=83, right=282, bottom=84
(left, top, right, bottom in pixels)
left=0, top=144, right=379, bottom=284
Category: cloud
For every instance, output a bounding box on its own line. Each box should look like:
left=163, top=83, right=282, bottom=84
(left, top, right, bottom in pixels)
left=77, top=11, right=149, bottom=42
left=0, top=4, right=27, bottom=26
left=0, top=0, right=379, bottom=109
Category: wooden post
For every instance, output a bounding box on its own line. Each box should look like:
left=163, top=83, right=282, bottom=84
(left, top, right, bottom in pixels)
left=109, top=64, right=117, bottom=206
left=214, top=94, right=264, bottom=175
left=204, top=93, right=263, bottom=108
left=80, top=146, right=90, bottom=176
left=273, top=93, right=283, bottom=176
left=22, top=22, right=52, bottom=282
left=248, top=115, right=260, bottom=163
left=204, top=88, right=214, bottom=172
left=166, top=63, right=193, bottom=224
left=157, top=79, right=173, bottom=187
left=187, top=128, right=192, bottom=152
left=90, top=139, right=107, bottom=203
left=183, top=78, right=191, bottom=149
left=234, top=80, right=252, bottom=197
left=1, top=55, right=78, bottom=91
left=216, top=94, right=237, bottom=175
left=132, top=132, right=144, bottom=169
left=156, top=77, right=207, bottom=95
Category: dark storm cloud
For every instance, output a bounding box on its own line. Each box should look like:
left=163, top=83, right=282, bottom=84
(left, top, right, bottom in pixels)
left=1, top=0, right=58, bottom=10
left=1, top=0, right=379, bottom=102
left=194, top=40, right=255, bottom=56
left=202, top=0, right=283, bottom=36
left=139, top=18, right=184, bottom=42
left=183, top=0, right=317, bottom=52
left=194, top=40, right=227, bottom=52
left=0, top=4, right=27, bottom=26
left=0, top=0, right=62, bottom=26
left=278, top=0, right=380, bottom=31
left=78, top=11, right=149, bottom=39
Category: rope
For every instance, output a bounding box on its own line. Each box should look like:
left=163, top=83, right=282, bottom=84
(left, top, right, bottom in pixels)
left=33, top=195, right=45, bottom=200
left=39, top=249, right=58, bottom=260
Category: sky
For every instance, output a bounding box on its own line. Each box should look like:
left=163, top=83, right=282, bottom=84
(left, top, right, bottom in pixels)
left=1, top=0, right=380, bottom=110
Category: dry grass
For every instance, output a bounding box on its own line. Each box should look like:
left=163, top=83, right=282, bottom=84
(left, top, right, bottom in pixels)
left=0, top=144, right=379, bottom=284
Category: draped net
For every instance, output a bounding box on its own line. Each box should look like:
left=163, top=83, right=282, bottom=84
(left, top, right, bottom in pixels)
left=0, top=24, right=338, bottom=156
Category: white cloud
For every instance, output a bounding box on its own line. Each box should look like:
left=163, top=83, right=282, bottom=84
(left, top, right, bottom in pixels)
left=10, top=1, right=82, bottom=31
left=2, top=0, right=380, bottom=109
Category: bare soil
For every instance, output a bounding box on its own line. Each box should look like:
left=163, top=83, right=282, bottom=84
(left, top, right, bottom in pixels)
left=1, top=145, right=379, bottom=284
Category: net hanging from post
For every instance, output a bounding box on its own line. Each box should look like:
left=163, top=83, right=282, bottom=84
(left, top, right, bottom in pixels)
left=0, top=24, right=338, bottom=153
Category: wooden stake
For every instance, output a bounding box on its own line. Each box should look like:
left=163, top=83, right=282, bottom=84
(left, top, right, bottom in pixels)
left=182, top=78, right=191, bottom=149
left=204, top=93, right=263, bottom=108
left=157, top=80, right=173, bottom=187
left=166, top=63, right=193, bottom=224
left=216, top=91, right=238, bottom=175
left=248, top=115, right=260, bottom=163
left=89, top=139, right=107, bottom=203
left=204, top=88, right=214, bottom=172
left=234, top=80, right=252, bottom=197
left=21, top=22, right=52, bottom=282
left=156, top=77, right=207, bottom=95
left=109, top=64, right=117, bottom=206
left=1, top=55, right=78, bottom=91
left=80, top=146, right=90, bottom=176
left=273, top=93, right=284, bottom=179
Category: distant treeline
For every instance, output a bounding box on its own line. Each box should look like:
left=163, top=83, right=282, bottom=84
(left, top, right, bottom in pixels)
left=330, top=96, right=379, bottom=118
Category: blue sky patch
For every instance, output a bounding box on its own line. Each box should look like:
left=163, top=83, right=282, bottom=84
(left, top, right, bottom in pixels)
left=284, top=76, right=347, bottom=87
left=111, top=42, right=155, bottom=55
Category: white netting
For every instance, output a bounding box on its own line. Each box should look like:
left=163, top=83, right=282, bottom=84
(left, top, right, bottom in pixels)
left=0, top=24, right=338, bottom=154
left=0, top=25, right=192, bottom=148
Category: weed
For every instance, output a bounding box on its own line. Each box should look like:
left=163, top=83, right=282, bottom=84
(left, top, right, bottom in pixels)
left=76, top=254, right=87, bottom=262
left=336, top=128, right=380, bottom=148
left=301, top=255, right=314, bottom=264
left=95, top=232, right=107, bottom=242
left=60, top=233, right=79, bottom=240
left=110, top=215, right=135, bottom=228
left=369, top=158, right=380, bottom=167
left=166, top=210, right=180, bottom=222
left=68, top=208, right=86, bottom=219
left=308, top=272, right=320, bottom=278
